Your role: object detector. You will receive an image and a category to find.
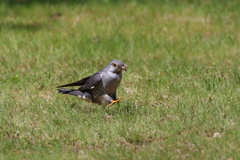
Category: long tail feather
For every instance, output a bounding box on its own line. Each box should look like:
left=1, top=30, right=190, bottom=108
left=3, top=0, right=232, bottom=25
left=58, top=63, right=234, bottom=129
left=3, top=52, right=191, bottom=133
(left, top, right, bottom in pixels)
left=57, top=89, right=83, bottom=96
left=57, top=76, right=90, bottom=88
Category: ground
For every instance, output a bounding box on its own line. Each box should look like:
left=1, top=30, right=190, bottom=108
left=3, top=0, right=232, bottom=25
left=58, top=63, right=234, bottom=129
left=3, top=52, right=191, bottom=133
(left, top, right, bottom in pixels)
left=0, top=0, right=240, bottom=159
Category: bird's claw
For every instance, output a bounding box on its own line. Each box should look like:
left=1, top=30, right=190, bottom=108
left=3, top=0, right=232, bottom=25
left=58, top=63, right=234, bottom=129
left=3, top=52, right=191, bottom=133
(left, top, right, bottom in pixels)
left=107, top=97, right=123, bottom=107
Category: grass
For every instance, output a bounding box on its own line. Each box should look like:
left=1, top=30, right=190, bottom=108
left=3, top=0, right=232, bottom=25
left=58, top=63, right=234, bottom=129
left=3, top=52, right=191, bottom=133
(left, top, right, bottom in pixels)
left=0, top=0, right=240, bottom=159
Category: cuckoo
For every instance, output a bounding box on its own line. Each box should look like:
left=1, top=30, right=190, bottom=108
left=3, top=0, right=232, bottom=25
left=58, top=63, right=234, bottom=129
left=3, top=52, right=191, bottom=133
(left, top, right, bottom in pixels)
left=57, top=59, right=127, bottom=106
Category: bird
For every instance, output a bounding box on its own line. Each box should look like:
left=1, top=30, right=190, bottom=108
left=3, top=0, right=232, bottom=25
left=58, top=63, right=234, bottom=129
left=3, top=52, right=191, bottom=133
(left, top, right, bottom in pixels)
left=57, top=59, right=127, bottom=106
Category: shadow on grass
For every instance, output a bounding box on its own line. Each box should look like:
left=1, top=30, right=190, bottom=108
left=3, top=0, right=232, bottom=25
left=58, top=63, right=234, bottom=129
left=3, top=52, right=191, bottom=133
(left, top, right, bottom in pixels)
left=68, top=101, right=149, bottom=117
left=0, top=22, right=42, bottom=31
left=1, top=0, right=130, bottom=5
left=2, top=0, right=86, bottom=5
left=105, top=102, right=149, bottom=116
left=1, top=0, right=153, bottom=6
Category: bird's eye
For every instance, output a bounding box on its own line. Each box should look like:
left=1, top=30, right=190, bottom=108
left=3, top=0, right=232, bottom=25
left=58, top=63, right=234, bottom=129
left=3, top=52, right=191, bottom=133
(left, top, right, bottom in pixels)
left=112, top=63, right=117, bottom=67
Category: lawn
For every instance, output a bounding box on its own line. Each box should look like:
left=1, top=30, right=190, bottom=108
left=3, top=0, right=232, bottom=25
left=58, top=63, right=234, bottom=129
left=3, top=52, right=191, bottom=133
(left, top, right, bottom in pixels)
left=0, top=0, right=240, bottom=159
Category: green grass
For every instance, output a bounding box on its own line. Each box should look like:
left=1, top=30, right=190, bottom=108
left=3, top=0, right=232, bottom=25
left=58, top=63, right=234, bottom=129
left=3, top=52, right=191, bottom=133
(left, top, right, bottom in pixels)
left=1, top=0, right=240, bottom=159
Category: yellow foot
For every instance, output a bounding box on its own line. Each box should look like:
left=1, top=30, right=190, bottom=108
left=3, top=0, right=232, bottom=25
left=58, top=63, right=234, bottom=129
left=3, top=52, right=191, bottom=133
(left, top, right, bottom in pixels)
left=107, top=97, right=123, bottom=107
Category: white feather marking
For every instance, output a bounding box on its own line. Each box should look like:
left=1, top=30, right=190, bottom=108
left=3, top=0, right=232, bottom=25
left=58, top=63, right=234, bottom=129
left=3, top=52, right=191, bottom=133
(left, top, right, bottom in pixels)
left=90, top=86, right=95, bottom=89
left=100, top=73, right=105, bottom=86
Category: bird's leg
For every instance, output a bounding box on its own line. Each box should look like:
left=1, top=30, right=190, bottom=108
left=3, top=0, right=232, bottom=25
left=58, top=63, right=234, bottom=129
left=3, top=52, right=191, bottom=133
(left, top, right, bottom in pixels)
left=107, top=97, right=123, bottom=107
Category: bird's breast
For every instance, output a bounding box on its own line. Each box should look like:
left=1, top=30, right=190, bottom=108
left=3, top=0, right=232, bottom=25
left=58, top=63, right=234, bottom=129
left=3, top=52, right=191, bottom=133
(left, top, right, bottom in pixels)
left=102, top=72, right=122, bottom=93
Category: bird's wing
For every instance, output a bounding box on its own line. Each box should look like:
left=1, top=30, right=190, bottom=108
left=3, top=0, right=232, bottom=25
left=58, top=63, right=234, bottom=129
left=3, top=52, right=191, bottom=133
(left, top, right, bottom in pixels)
left=57, top=76, right=91, bottom=88
left=112, top=92, right=117, bottom=100
left=78, top=73, right=103, bottom=92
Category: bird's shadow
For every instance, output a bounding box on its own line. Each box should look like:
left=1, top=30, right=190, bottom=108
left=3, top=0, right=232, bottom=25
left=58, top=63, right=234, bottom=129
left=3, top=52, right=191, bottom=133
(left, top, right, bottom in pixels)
left=0, top=22, right=42, bottom=31
left=69, top=101, right=145, bottom=116
left=105, top=102, right=140, bottom=116
left=6, top=0, right=87, bottom=5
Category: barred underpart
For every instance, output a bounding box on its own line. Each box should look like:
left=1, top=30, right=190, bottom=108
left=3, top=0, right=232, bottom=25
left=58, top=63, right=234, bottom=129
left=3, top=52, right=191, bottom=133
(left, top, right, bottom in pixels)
left=91, top=82, right=115, bottom=103
left=91, top=82, right=107, bottom=99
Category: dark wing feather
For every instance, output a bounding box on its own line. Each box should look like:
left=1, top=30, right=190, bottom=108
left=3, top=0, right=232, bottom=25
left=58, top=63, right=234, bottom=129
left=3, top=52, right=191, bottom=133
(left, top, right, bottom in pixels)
left=57, top=76, right=91, bottom=88
left=79, top=73, right=102, bottom=92
left=112, top=92, right=117, bottom=100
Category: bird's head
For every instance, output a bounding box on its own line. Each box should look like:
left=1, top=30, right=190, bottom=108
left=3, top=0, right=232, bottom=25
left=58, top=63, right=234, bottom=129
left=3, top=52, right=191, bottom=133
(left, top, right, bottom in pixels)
left=108, top=59, right=127, bottom=73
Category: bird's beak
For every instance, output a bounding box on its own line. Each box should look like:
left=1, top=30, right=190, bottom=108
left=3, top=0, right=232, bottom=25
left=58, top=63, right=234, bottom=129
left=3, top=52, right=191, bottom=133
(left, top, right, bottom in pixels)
left=121, top=66, right=127, bottom=71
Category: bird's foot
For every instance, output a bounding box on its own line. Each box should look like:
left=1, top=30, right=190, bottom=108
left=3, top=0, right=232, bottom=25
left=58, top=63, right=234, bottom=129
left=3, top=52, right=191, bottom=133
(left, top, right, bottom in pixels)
left=107, top=97, right=123, bottom=107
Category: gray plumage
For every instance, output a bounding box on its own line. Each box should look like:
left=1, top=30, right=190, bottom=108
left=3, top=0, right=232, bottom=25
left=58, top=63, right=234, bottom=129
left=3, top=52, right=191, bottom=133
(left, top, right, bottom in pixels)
left=57, top=59, right=127, bottom=106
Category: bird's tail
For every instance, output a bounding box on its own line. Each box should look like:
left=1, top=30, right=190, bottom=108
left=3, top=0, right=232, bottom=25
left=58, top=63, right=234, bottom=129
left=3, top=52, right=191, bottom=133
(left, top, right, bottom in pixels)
left=57, top=89, right=83, bottom=96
